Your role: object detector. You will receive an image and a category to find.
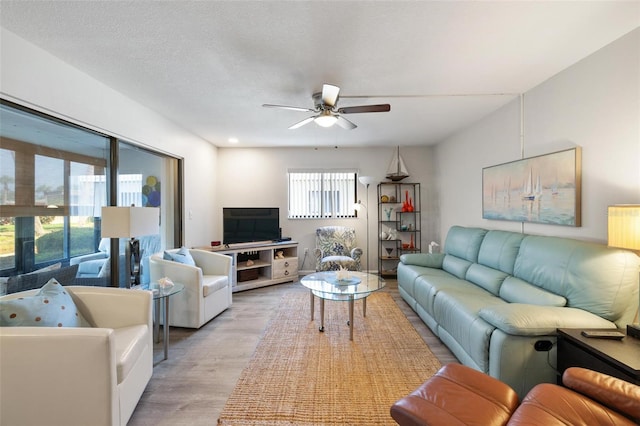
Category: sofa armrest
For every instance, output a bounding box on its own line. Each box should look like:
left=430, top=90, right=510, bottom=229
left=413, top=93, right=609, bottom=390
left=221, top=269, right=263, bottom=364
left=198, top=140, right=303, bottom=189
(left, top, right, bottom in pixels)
left=350, top=247, right=363, bottom=261
left=189, top=249, right=231, bottom=276
left=68, top=286, right=152, bottom=330
left=563, top=367, right=640, bottom=421
left=391, top=363, right=519, bottom=426
left=0, top=327, right=118, bottom=425
left=400, top=253, right=445, bottom=268
left=478, top=304, right=616, bottom=336
left=150, top=256, right=203, bottom=286
left=70, top=251, right=108, bottom=265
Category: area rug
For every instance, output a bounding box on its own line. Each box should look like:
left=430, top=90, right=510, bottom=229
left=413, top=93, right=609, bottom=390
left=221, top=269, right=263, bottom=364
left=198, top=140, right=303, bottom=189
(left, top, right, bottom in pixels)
left=218, top=291, right=442, bottom=425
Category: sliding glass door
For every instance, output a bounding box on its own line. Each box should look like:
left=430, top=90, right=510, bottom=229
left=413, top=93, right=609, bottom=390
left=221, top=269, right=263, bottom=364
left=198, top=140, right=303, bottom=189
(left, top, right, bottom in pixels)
left=0, top=100, right=182, bottom=286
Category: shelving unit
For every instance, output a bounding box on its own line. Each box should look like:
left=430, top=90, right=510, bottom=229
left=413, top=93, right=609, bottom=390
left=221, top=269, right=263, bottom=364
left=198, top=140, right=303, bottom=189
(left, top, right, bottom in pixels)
left=377, top=182, right=421, bottom=277
left=207, top=241, right=298, bottom=292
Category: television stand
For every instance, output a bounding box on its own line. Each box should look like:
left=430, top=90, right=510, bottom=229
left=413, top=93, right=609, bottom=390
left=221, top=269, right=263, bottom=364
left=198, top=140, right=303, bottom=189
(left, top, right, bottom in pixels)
left=205, top=241, right=298, bottom=292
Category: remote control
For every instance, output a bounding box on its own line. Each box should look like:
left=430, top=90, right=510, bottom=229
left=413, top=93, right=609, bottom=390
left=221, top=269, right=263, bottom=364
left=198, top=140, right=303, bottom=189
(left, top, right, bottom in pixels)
left=580, top=330, right=625, bottom=340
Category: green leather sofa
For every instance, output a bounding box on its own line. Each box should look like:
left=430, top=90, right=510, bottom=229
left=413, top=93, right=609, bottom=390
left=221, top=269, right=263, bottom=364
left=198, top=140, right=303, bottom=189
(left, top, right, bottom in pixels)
left=398, top=226, right=640, bottom=398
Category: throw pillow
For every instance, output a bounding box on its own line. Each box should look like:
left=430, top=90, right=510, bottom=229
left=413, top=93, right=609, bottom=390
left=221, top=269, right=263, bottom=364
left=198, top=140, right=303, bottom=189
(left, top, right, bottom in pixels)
left=163, top=247, right=196, bottom=266
left=0, top=279, right=90, bottom=327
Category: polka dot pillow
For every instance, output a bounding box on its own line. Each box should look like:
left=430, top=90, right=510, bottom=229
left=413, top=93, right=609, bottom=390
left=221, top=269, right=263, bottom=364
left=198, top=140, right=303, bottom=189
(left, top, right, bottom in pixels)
left=0, top=279, right=90, bottom=327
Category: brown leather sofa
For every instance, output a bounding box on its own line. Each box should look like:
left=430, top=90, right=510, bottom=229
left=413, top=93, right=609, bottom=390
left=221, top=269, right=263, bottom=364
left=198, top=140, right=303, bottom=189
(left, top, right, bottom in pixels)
left=391, top=363, right=640, bottom=426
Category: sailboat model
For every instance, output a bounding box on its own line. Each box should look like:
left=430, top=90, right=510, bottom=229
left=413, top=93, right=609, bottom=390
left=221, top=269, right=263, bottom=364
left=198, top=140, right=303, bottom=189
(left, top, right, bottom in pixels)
left=386, top=146, right=410, bottom=181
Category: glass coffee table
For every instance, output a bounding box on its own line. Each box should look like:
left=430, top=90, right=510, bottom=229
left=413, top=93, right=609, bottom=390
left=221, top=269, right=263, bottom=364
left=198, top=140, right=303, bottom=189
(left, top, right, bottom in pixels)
left=300, top=271, right=385, bottom=340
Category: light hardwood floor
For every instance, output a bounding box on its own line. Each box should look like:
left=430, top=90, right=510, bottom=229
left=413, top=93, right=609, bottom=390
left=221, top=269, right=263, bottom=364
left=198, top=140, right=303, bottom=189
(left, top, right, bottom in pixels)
left=128, top=279, right=457, bottom=426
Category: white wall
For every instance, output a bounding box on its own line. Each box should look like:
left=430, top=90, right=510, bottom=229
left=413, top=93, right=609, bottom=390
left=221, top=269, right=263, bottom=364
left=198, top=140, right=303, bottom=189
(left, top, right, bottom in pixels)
left=435, top=28, right=640, bottom=244
left=5, top=24, right=636, bottom=261
left=216, top=146, right=437, bottom=271
left=0, top=28, right=219, bottom=248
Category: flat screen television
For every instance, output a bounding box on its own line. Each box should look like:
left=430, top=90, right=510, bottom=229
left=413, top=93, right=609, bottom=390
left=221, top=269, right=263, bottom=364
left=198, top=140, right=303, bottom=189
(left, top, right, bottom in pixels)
left=223, top=207, right=280, bottom=245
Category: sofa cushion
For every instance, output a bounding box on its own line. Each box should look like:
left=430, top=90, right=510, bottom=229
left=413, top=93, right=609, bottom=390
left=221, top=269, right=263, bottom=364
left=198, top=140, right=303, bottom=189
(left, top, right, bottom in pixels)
left=466, top=263, right=509, bottom=296
left=500, top=277, right=566, bottom=307
left=6, top=264, right=79, bottom=294
left=164, top=247, right=196, bottom=266
left=432, top=288, right=506, bottom=371
left=444, top=226, right=488, bottom=263
left=202, top=275, right=228, bottom=297
left=320, top=255, right=357, bottom=268
left=477, top=230, right=525, bottom=275
left=478, top=304, right=616, bottom=335
left=114, top=324, right=149, bottom=384
left=398, top=263, right=452, bottom=304
left=514, top=236, right=640, bottom=324
left=442, top=255, right=473, bottom=280
left=414, top=273, right=488, bottom=319
left=0, top=279, right=90, bottom=327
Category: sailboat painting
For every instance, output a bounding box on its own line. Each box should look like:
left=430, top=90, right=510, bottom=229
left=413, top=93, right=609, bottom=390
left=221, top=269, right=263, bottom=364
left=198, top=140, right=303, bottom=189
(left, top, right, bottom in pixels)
left=482, top=147, right=582, bottom=226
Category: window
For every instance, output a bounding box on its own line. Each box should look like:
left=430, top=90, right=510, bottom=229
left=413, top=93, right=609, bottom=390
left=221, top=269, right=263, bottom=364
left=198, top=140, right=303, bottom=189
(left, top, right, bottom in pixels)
left=0, top=100, right=182, bottom=284
left=288, top=170, right=358, bottom=219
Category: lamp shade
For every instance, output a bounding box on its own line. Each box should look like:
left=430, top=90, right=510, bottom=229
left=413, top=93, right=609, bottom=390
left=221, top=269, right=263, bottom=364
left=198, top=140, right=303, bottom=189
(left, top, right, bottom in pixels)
left=101, top=206, right=160, bottom=238
left=358, top=176, right=377, bottom=186
left=608, top=205, right=640, bottom=250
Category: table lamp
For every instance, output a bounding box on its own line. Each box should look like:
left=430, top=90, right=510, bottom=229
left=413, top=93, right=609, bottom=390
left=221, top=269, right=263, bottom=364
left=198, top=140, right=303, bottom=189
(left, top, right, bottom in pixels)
left=101, top=206, right=160, bottom=288
left=607, top=204, right=640, bottom=338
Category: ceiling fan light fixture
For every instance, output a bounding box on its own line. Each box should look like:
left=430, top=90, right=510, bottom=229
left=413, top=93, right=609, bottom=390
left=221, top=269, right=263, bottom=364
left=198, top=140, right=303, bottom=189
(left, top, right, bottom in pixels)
left=314, top=111, right=338, bottom=128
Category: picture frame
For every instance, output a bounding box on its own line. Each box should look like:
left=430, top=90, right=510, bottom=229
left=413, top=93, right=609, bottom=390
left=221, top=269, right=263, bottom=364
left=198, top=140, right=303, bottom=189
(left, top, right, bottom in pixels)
left=482, top=147, right=582, bottom=226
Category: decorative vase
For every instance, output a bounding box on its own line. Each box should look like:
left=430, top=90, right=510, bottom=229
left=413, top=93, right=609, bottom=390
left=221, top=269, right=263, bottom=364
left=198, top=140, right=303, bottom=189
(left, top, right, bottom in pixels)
left=410, top=234, right=415, bottom=249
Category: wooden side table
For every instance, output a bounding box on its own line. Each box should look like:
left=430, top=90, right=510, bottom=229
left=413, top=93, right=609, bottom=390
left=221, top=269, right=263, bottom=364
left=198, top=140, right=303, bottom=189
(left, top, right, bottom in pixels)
left=557, top=328, right=640, bottom=385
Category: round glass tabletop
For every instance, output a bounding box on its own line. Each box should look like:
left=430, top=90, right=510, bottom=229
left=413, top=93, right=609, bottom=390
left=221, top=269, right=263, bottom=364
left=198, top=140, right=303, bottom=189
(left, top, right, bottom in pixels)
left=301, top=271, right=385, bottom=301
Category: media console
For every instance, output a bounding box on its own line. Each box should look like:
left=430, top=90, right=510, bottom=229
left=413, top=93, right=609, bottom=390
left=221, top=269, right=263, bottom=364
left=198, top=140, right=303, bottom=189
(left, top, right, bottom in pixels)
left=203, top=241, right=299, bottom=292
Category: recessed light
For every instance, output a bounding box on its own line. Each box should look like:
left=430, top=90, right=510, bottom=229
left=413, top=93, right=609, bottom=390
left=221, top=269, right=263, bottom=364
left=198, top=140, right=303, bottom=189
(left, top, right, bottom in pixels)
left=228, top=137, right=239, bottom=144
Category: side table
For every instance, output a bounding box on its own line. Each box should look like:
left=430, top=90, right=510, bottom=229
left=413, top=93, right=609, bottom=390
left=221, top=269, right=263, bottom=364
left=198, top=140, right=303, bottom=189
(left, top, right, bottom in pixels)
left=557, top=328, right=640, bottom=385
left=149, top=282, right=184, bottom=361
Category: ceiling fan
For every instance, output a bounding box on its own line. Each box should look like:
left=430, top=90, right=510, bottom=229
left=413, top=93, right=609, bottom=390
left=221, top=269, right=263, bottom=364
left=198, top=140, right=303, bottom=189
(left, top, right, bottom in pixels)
left=262, top=84, right=390, bottom=130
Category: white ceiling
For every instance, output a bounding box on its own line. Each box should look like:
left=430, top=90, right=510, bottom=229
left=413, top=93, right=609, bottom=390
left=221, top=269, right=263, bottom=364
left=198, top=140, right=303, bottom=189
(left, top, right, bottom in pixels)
left=1, top=1, right=638, bottom=148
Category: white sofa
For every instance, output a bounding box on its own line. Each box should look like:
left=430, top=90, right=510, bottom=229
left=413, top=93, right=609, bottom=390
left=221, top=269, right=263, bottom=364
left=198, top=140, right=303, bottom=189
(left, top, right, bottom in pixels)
left=0, top=286, right=153, bottom=426
left=149, top=249, right=232, bottom=328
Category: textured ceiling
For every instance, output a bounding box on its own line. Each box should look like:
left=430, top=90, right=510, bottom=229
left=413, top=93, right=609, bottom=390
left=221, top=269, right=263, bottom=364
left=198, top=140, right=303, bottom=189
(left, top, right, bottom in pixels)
left=1, top=1, right=638, bottom=148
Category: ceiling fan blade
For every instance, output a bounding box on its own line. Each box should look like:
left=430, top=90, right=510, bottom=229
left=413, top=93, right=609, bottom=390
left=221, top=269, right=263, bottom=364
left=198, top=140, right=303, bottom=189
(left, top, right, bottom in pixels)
left=322, top=84, right=340, bottom=107
left=263, top=104, right=315, bottom=113
left=288, top=116, right=316, bottom=130
left=336, top=115, right=357, bottom=130
left=337, top=104, right=391, bottom=114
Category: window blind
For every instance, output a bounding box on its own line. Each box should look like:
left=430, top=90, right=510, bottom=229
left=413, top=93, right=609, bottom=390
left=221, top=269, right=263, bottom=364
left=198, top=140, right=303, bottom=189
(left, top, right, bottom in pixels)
left=288, top=170, right=357, bottom=219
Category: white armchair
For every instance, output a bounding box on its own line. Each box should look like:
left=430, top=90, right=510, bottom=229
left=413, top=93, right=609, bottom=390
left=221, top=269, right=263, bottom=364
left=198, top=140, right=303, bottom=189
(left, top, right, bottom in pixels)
left=0, top=286, right=153, bottom=426
left=149, top=249, right=232, bottom=329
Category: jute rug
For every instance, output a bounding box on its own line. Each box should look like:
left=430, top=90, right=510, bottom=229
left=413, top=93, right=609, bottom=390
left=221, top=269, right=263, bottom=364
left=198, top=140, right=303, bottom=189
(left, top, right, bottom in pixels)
left=218, top=291, right=442, bottom=425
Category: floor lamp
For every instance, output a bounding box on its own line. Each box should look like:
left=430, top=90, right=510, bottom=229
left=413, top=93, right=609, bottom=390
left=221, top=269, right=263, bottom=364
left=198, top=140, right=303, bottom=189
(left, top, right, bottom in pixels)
left=101, top=206, right=160, bottom=288
left=607, top=204, right=640, bottom=339
left=356, top=176, right=377, bottom=273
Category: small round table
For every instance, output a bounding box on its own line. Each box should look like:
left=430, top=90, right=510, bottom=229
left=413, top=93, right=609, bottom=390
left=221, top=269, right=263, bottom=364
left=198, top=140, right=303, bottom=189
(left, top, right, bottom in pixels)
left=300, top=271, right=385, bottom=340
left=148, top=282, right=184, bottom=361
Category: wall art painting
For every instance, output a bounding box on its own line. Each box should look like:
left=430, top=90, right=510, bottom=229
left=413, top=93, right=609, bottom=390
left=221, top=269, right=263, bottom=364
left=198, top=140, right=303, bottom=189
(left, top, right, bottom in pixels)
left=482, top=147, right=581, bottom=226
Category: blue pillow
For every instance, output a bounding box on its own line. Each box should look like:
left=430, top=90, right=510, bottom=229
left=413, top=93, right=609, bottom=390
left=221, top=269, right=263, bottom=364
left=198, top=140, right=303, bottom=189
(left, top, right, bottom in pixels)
left=163, top=247, right=196, bottom=266
left=0, top=279, right=90, bottom=327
